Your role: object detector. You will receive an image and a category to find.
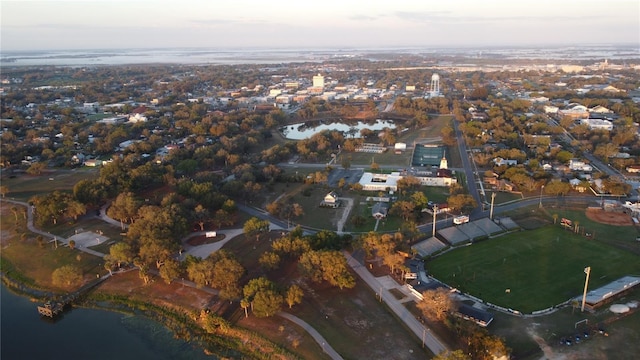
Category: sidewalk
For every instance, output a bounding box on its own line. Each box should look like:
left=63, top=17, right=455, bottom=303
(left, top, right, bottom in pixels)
left=343, top=250, right=448, bottom=355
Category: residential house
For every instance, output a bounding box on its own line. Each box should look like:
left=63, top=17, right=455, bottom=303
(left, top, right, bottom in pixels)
left=320, top=191, right=340, bottom=208
left=372, top=203, right=388, bottom=220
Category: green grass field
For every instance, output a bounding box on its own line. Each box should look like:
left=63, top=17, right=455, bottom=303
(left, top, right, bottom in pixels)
left=2, top=168, right=99, bottom=201
left=427, top=226, right=640, bottom=313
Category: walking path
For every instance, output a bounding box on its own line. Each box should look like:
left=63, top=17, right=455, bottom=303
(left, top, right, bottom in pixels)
left=336, top=197, right=353, bottom=234
left=1, top=198, right=345, bottom=359
left=343, top=250, right=448, bottom=355
left=277, top=312, right=344, bottom=360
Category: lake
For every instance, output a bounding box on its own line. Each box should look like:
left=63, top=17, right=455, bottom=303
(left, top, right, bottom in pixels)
left=0, top=284, right=213, bottom=360
left=282, top=119, right=396, bottom=140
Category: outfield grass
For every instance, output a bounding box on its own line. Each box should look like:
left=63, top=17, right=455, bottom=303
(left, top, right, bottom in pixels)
left=427, top=226, right=640, bottom=313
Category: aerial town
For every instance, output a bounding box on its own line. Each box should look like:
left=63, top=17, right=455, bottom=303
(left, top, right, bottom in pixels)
left=2, top=48, right=640, bottom=360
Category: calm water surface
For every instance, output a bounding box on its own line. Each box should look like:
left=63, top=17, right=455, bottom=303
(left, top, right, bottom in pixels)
left=0, top=284, right=213, bottom=360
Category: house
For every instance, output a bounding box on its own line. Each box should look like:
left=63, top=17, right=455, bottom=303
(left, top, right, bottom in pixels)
left=320, top=191, right=340, bottom=208
left=569, top=159, right=593, bottom=172
left=590, top=105, right=612, bottom=114
left=492, top=157, right=518, bottom=166
left=372, top=202, right=388, bottom=220
left=559, top=104, right=589, bottom=119
left=625, top=165, right=640, bottom=174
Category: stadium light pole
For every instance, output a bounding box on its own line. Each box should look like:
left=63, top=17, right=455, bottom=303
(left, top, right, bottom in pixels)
left=581, top=266, right=591, bottom=312
left=490, top=192, right=496, bottom=220
left=539, top=185, right=544, bottom=208
left=432, top=205, right=438, bottom=237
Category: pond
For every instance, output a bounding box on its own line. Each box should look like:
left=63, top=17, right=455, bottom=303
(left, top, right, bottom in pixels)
left=281, top=119, right=396, bottom=140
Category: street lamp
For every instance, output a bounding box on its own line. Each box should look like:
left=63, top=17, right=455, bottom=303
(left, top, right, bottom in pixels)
left=539, top=185, right=545, bottom=208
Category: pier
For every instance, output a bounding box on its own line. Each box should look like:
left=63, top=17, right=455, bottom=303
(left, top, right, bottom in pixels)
left=37, top=274, right=110, bottom=318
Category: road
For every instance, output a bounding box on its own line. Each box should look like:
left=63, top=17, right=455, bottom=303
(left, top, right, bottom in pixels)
left=452, top=119, right=484, bottom=216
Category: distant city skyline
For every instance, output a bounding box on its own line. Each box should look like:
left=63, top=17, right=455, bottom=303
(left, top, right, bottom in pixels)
left=2, top=0, right=639, bottom=51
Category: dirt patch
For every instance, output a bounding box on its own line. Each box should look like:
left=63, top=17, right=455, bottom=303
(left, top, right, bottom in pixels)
left=186, top=234, right=226, bottom=246
left=586, top=208, right=634, bottom=226
left=98, top=271, right=215, bottom=310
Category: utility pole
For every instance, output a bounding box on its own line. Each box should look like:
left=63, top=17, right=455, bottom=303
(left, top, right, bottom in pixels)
left=490, top=192, right=496, bottom=220
left=432, top=205, right=438, bottom=237
left=539, top=185, right=545, bottom=208
left=581, top=266, right=591, bottom=312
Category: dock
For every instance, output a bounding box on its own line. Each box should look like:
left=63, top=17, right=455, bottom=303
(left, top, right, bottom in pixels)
left=37, top=274, right=110, bottom=318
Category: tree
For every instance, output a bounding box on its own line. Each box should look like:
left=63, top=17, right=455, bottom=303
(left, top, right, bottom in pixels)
left=10, top=206, right=19, bottom=223
left=211, top=255, right=245, bottom=301
left=417, top=288, right=456, bottom=322
left=159, top=258, right=182, bottom=284
left=390, top=200, right=416, bottom=221
left=68, top=239, right=76, bottom=250
left=108, top=192, right=140, bottom=230
left=447, top=194, right=477, bottom=213
left=0, top=185, right=8, bottom=198
left=107, top=242, right=135, bottom=267
left=259, top=251, right=281, bottom=271
left=26, top=162, right=46, bottom=175
left=186, top=257, right=214, bottom=287
left=240, top=298, right=250, bottom=318
left=243, top=277, right=283, bottom=318
left=52, top=265, right=83, bottom=288
left=193, top=204, right=210, bottom=231
left=298, top=250, right=355, bottom=289
left=243, top=217, right=270, bottom=242
left=285, top=284, right=304, bottom=309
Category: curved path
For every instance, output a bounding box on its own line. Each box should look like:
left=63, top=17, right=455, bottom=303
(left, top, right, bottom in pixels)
left=277, top=312, right=344, bottom=360
left=1, top=198, right=344, bottom=359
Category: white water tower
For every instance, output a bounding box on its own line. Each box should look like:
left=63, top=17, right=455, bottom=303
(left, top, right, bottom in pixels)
left=429, top=73, right=440, bottom=97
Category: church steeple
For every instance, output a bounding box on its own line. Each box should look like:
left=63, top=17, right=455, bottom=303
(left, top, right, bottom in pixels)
left=439, top=151, right=448, bottom=169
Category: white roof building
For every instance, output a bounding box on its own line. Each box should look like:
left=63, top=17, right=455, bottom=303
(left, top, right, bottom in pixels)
left=580, top=118, right=613, bottom=131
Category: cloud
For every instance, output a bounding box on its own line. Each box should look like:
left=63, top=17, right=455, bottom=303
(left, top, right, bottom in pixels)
left=349, top=14, right=379, bottom=21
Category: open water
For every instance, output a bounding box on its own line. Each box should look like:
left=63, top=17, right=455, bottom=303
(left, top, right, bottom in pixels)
left=0, top=284, right=213, bottom=360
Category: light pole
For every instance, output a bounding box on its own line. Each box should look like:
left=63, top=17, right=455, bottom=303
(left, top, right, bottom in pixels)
left=432, top=205, right=438, bottom=238
left=581, top=266, right=591, bottom=312
left=539, top=185, right=545, bottom=208
left=490, top=192, right=496, bottom=220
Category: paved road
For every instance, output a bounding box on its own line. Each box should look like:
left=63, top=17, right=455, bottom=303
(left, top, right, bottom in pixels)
left=277, top=312, right=344, bottom=360
left=343, top=250, right=448, bottom=355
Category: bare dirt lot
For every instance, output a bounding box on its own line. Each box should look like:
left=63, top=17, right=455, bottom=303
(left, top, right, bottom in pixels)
left=585, top=208, right=634, bottom=226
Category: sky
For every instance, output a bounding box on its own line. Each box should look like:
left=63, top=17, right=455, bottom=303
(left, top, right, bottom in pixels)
left=2, top=0, right=639, bottom=51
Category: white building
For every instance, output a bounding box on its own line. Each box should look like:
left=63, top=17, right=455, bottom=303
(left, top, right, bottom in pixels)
left=312, top=74, right=325, bottom=88
left=580, top=118, right=613, bottom=131
left=569, top=159, right=593, bottom=172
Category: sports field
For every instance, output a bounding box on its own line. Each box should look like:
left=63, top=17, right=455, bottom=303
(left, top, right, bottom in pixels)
left=427, top=225, right=640, bottom=313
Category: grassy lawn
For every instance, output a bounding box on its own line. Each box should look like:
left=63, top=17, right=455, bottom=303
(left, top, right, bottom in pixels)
left=2, top=168, right=99, bottom=201
left=1, top=204, right=105, bottom=291
left=486, top=191, right=523, bottom=205
left=427, top=226, right=640, bottom=313
left=223, top=231, right=431, bottom=359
